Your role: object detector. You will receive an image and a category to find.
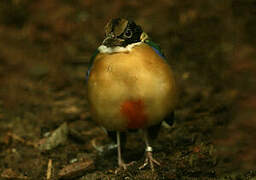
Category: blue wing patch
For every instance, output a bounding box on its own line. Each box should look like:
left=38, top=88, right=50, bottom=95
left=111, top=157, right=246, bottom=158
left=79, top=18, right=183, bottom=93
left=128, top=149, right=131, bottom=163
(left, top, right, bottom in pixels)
left=144, top=39, right=166, bottom=60
left=86, top=49, right=99, bottom=82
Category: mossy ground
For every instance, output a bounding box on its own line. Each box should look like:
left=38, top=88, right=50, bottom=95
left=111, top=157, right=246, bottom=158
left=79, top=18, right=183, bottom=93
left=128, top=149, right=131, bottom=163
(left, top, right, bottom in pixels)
left=0, top=0, right=255, bottom=179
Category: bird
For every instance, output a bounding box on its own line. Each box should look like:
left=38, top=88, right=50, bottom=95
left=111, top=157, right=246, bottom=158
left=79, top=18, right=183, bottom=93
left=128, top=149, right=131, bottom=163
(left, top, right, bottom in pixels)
left=86, top=18, right=177, bottom=171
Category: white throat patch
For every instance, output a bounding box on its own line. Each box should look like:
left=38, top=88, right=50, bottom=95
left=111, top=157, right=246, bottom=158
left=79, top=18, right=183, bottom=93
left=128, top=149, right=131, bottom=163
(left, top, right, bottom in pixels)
left=98, top=42, right=142, bottom=53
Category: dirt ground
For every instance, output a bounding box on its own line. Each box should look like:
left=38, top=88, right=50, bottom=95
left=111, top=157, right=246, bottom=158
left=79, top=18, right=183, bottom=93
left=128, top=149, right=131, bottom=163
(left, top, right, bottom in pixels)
left=0, top=0, right=256, bottom=179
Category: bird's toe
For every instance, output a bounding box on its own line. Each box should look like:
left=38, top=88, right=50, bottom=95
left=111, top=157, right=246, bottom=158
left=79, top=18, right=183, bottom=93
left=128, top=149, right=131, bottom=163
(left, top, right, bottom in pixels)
left=115, top=161, right=135, bottom=174
left=139, top=151, right=160, bottom=172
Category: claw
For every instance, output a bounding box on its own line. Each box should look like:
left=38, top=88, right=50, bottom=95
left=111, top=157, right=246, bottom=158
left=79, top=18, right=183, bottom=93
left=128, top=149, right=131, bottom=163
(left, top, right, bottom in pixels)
left=115, top=161, right=135, bottom=174
left=139, top=151, right=160, bottom=171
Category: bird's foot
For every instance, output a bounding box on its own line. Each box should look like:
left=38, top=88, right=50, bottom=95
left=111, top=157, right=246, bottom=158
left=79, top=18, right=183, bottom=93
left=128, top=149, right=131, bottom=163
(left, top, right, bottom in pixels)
left=139, top=151, right=160, bottom=172
left=115, top=160, right=135, bottom=174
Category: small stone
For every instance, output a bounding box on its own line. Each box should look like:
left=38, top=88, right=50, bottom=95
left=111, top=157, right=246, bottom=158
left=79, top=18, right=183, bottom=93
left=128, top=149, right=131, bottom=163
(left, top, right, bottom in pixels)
left=38, top=122, right=68, bottom=151
left=70, top=158, right=78, bottom=164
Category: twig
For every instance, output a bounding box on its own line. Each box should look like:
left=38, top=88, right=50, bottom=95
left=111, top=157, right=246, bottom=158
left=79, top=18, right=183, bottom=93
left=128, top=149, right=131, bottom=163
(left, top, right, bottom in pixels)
left=46, top=159, right=52, bottom=180
left=7, top=132, right=37, bottom=148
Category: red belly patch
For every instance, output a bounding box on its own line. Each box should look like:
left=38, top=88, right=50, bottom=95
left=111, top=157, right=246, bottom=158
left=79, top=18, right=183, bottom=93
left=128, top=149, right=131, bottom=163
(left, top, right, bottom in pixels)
left=120, top=99, right=147, bottom=129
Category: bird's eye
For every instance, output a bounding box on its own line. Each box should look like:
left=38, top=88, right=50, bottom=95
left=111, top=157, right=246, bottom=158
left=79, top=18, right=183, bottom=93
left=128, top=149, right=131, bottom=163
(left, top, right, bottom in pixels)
left=124, top=29, right=132, bottom=38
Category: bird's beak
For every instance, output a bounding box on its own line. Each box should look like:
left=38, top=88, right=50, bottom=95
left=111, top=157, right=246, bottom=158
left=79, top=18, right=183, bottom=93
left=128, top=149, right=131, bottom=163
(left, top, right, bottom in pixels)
left=102, top=35, right=124, bottom=47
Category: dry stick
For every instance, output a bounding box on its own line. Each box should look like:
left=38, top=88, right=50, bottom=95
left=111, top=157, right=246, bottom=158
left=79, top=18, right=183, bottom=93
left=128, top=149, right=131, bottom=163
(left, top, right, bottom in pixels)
left=46, top=159, right=52, bottom=180
left=7, top=132, right=37, bottom=148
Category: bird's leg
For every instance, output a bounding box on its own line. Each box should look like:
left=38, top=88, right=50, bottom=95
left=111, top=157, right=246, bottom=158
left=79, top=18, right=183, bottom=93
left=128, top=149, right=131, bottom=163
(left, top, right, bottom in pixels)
left=139, top=129, right=160, bottom=171
left=117, top=131, right=127, bottom=170
left=115, top=132, right=134, bottom=173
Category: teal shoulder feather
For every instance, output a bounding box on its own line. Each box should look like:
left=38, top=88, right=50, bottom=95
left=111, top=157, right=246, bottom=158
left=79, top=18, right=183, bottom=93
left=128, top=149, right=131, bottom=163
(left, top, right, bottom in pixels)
left=86, top=49, right=99, bottom=82
left=144, top=39, right=166, bottom=60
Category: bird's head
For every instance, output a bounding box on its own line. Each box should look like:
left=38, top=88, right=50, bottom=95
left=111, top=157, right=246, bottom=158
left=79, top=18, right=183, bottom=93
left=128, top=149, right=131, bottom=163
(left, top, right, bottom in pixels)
left=102, top=18, right=148, bottom=48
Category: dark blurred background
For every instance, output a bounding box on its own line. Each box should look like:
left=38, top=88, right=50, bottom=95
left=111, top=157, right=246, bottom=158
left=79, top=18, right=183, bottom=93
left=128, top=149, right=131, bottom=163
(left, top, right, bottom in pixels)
left=0, top=0, right=255, bottom=179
